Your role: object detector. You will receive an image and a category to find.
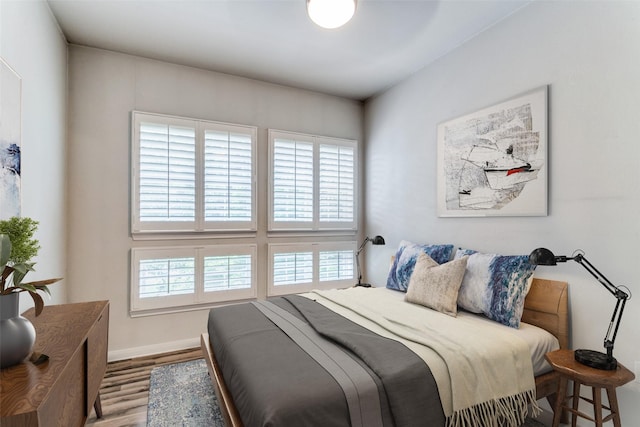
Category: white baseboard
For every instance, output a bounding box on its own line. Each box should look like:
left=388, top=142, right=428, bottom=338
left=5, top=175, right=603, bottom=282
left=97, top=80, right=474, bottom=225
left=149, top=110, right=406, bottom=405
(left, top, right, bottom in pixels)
left=108, top=337, right=201, bottom=362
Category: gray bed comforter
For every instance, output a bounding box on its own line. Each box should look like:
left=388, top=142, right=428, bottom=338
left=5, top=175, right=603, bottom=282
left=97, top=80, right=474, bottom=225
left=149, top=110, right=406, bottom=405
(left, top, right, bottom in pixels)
left=207, top=295, right=445, bottom=427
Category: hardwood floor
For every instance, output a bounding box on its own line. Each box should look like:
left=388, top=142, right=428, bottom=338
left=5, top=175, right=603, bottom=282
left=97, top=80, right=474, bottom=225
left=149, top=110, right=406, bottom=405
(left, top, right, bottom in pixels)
left=85, top=347, right=203, bottom=427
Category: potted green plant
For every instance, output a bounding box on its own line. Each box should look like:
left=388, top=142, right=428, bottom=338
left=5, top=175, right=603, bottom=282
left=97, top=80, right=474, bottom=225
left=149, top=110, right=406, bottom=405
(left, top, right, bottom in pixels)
left=0, top=217, right=62, bottom=368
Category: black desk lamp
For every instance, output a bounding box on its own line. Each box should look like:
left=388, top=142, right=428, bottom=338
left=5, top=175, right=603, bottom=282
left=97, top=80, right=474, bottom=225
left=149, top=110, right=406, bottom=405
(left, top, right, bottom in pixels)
left=355, top=235, right=385, bottom=287
left=529, top=248, right=630, bottom=370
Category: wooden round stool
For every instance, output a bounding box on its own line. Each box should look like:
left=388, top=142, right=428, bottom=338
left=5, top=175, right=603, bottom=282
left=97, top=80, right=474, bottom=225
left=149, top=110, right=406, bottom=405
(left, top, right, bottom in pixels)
left=545, top=349, right=635, bottom=427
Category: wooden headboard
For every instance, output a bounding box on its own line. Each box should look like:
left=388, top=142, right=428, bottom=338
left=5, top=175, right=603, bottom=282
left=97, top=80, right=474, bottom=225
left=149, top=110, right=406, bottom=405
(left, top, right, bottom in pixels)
left=522, top=278, right=569, bottom=349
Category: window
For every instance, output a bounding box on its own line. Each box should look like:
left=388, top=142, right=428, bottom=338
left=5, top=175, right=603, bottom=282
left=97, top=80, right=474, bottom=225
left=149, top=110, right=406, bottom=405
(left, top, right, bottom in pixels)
left=131, top=245, right=257, bottom=315
left=268, top=242, right=356, bottom=296
left=130, top=115, right=359, bottom=314
left=269, top=130, right=357, bottom=231
left=132, top=112, right=257, bottom=234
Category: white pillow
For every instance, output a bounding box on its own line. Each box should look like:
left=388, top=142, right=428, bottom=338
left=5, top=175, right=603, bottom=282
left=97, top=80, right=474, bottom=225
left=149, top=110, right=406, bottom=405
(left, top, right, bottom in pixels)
left=456, top=252, right=495, bottom=314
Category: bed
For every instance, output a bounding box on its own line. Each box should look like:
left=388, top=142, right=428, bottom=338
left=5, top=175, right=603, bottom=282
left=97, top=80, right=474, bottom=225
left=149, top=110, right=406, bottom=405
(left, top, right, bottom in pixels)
left=201, top=276, right=568, bottom=427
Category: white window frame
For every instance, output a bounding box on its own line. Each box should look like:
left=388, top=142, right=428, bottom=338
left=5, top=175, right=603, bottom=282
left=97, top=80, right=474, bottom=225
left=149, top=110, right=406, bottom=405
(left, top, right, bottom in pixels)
left=267, top=241, right=356, bottom=296
left=131, top=244, right=257, bottom=316
left=131, top=111, right=257, bottom=236
left=268, top=130, right=357, bottom=232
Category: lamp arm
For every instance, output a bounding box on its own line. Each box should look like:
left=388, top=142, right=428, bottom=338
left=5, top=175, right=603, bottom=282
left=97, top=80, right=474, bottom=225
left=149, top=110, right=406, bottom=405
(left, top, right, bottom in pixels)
left=604, top=297, right=627, bottom=359
left=356, top=237, right=371, bottom=256
left=572, top=254, right=629, bottom=361
left=572, top=254, right=628, bottom=299
left=356, top=250, right=363, bottom=286
left=355, top=236, right=371, bottom=286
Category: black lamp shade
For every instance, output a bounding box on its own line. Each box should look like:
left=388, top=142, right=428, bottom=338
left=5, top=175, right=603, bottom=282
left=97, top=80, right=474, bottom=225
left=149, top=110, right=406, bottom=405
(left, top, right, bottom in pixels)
left=529, top=247, right=557, bottom=266
left=371, top=236, right=385, bottom=245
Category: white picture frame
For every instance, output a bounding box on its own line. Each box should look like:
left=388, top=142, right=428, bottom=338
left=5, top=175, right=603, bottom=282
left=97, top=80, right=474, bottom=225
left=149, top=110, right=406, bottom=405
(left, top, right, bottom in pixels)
left=437, top=86, right=548, bottom=217
left=0, top=57, right=22, bottom=219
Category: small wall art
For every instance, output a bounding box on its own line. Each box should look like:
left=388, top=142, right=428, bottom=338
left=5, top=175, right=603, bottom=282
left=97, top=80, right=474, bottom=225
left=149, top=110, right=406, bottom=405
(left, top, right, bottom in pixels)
left=437, top=86, right=547, bottom=217
left=0, top=57, right=22, bottom=219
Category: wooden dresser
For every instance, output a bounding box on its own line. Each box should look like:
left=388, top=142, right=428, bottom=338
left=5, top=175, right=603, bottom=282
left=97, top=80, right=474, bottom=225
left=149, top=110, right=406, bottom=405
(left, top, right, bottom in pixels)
left=0, top=300, right=109, bottom=426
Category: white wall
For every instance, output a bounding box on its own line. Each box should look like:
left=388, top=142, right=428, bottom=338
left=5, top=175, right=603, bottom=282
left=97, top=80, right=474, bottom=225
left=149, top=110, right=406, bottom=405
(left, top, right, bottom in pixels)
left=66, top=46, right=363, bottom=358
left=0, top=1, right=68, bottom=309
left=364, top=1, right=640, bottom=423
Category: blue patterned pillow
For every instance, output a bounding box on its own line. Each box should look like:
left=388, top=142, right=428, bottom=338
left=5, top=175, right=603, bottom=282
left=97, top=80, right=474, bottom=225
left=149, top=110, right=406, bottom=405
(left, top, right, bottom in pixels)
left=454, top=248, right=536, bottom=328
left=386, top=240, right=455, bottom=292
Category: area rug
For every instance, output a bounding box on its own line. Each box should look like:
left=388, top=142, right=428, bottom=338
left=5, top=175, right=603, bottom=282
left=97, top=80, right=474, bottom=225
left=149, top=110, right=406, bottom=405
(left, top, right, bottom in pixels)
left=147, top=359, right=225, bottom=427
left=147, top=358, right=548, bottom=427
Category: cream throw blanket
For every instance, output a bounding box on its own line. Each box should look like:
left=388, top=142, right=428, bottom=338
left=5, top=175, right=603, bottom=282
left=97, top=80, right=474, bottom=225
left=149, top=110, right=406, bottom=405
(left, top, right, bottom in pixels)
left=304, top=287, right=540, bottom=427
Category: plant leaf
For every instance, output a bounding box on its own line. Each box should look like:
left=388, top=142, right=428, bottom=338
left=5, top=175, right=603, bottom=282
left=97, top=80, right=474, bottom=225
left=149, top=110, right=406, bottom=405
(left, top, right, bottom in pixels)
left=11, top=263, right=37, bottom=287
left=11, top=269, right=27, bottom=287
left=12, top=262, right=35, bottom=275
left=22, top=277, right=62, bottom=287
left=29, top=291, right=45, bottom=316
left=0, top=234, right=11, bottom=267
left=35, top=285, right=52, bottom=296
left=1, top=265, right=13, bottom=281
left=17, top=283, right=37, bottom=293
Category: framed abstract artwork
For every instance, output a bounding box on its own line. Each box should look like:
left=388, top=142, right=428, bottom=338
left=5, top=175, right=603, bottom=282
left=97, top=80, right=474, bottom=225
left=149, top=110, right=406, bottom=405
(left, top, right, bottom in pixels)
left=0, top=57, right=22, bottom=219
left=437, top=86, right=548, bottom=217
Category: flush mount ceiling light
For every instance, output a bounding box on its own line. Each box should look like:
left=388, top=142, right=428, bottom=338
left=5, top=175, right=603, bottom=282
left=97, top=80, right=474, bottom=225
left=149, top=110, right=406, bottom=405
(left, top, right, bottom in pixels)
left=307, top=0, right=357, bottom=29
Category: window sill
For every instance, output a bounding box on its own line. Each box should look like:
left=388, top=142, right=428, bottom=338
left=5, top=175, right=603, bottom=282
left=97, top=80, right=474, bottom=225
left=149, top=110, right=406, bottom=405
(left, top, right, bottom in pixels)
left=267, top=230, right=356, bottom=239
left=131, top=230, right=258, bottom=241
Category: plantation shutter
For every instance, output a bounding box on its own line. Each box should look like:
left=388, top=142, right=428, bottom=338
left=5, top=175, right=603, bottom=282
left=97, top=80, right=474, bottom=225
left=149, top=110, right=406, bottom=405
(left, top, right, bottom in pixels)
left=131, top=245, right=257, bottom=314
left=272, top=252, right=313, bottom=286
left=272, top=138, right=314, bottom=222
left=204, top=129, right=254, bottom=223
left=319, top=250, right=354, bottom=282
left=267, top=242, right=356, bottom=296
left=319, top=143, right=355, bottom=223
left=269, top=130, right=356, bottom=231
left=204, top=254, right=252, bottom=292
left=132, top=112, right=256, bottom=233
left=138, top=122, right=196, bottom=222
left=138, top=257, right=196, bottom=298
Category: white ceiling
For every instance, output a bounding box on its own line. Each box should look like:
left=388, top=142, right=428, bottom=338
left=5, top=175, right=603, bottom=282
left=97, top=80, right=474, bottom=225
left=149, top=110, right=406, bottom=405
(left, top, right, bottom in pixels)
left=47, top=0, right=531, bottom=100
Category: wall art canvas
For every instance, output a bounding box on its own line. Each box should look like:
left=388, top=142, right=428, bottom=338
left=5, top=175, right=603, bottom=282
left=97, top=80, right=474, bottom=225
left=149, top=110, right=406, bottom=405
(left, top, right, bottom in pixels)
left=437, top=86, right=547, bottom=217
left=0, top=57, right=22, bottom=219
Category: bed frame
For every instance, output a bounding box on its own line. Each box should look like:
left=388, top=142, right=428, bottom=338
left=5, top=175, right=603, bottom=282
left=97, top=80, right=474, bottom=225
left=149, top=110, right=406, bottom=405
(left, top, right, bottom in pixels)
left=200, top=278, right=569, bottom=427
